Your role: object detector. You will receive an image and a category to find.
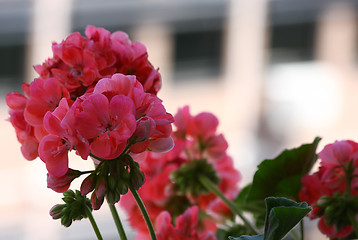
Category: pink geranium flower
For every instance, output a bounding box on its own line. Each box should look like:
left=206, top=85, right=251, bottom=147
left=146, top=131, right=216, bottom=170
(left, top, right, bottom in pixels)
left=74, top=93, right=136, bottom=159
left=299, top=140, right=358, bottom=239
left=6, top=90, right=39, bottom=160
left=24, top=77, right=70, bottom=126
left=39, top=98, right=89, bottom=177
left=318, top=217, right=353, bottom=239
left=111, top=31, right=161, bottom=94
left=155, top=206, right=217, bottom=240
left=93, top=73, right=174, bottom=154
left=121, top=106, right=240, bottom=237
left=174, top=106, right=228, bottom=160
left=34, top=25, right=161, bottom=96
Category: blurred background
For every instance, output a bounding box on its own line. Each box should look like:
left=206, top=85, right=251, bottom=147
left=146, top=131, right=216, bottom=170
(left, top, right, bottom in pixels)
left=1, top=0, right=358, bottom=239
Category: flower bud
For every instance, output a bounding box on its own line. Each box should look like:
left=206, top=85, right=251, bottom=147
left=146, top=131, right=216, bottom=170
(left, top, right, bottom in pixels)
left=107, top=174, right=117, bottom=191
left=107, top=189, right=120, bottom=204
left=47, top=169, right=82, bottom=193
left=61, top=214, right=72, bottom=228
left=117, top=179, right=128, bottom=195
left=50, top=190, right=92, bottom=227
left=91, top=191, right=105, bottom=210
left=130, top=168, right=146, bottom=190
left=171, top=158, right=219, bottom=196
left=49, top=204, right=64, bottom=220
left=80, top=173, right=96, bottom=196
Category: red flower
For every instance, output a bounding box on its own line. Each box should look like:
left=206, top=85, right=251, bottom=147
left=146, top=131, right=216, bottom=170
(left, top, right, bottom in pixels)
left=6, top=89, right=39, bottom=160
left=121, top=106, right=240, bottom=237
left=74, top=93, right=136, bottom=159
left=155, top=206, right=217, bottom=240
left=39, top=98, right=89, bottom=177
left=318, top=217, right=353, bottom=239
left=299, top=140, right=358, bottom=238
left=24, top=77, right=70, bottom=126
left=93, top=73, right=174, bottom=154
left=111, top=31, right=161, bottom=94
left=34, top=25, right=161, bottom=96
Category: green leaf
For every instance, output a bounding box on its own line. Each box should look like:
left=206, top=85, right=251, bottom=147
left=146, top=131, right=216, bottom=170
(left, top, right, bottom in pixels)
left=264, top=197, right=311, bottom=240
left=216, top=224, right=252, bottom=240
left=228, top=234, right=264, bottom=240
left=230, top=197, right=311, bottom=240
left=237, top=137, right=320, bottom=214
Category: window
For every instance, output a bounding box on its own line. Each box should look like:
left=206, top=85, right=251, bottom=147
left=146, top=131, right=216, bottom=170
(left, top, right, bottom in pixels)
left=270, top=22, right=315, bottom=63
left=173, top=28, right=223, bottom=81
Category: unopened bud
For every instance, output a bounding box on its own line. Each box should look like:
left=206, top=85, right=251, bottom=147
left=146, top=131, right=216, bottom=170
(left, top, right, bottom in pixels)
left=47, top=169, right=82, bottom=193
left=107, top=190, right=120, bottom=204
left=91, top=191, right=104, bottom=210
left=49, top=204, right=64, bottom=220
left=117, top=179, right=128, bottom=195
left=130, top=167, right=146, bottom=190
left=50, top=190, right=92, bottom=228
left=80, top=173, right=96, bottom=196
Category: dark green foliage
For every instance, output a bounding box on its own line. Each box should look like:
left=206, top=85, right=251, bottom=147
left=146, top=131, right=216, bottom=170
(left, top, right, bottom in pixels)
left=50, top=189, right=92, bottom=227
left=229, top=197, right=311, bottom=240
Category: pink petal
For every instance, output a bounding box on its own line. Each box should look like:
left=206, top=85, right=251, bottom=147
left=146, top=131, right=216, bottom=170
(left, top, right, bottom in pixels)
left=133, top=117, right=156, bottom=142
left=75, top=136, right=90, bottom=160
left=332, top=141, right=353, bottom=165
left=155, top=211, right=173, bottom=233
left=149, top=137, right=174, bottom=153
left=21, top=139, right=39, bottom=160
left=175, top=206, right=199, bottom=233
left=174, top=106, right=191, bottom=135
left=318, top=217, right=353, bottom=238
left=6, top=92, right=27, bottom=110
left=318, top=144, right=337, bottom=166
left=191, top=112, right=218, bottom=138
left=76, top=94, right=109, bottom=139
left=109, top=95, right=136, bottom=127
left=43, top=111, right=64, bottom=136
left=82, top=94, right=110, bottom=126
left=94, top=73, right=142, bottom=96
left=39, top=135, right=69, bottom=177
left=130, top=140, right=150, bottom=154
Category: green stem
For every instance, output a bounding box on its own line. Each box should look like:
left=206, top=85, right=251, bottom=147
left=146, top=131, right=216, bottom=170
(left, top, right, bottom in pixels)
left=80, top=170, right=94, bottom=174
left=348, top=211, right=358, bottom=238
left=128, top=183, right=157, bottom=240
left=198, top=175, right=258, bottom=235
left=90, top=153, right=107, bottom=162
left=108, top=201, right=128, bottom=240
left=84, top=205, right=103, bottom=240
left=300, top=219, right=304, bottom=240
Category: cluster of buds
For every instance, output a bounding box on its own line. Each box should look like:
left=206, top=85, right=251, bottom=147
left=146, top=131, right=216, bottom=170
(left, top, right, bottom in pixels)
left=50, top=190, right=92, bottom=227
left=80, top=154, right=145, bottom=210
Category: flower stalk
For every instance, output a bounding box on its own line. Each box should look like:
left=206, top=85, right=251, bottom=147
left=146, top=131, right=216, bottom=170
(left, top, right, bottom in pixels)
left=348, top=211, right=358, bottom=238
left=198, top=174, right=258, bottom=235
left=300, top=220, right=304, bottom=240
left=128, top=182, right=157, bottom=240
left=84, top=205, right=103, bottom=240
left=108, top=201, right=128, bottom=240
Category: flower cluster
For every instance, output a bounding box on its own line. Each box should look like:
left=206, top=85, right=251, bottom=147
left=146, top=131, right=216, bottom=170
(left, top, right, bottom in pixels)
left=6, top=26, right=173, bottom=210
left=299, top=140, right=358, bottom=238
left=7, top=25, right=327, bottom=240
left=155, top=206, right=216, bottom=240
left=121, top=106, right=241, bottom=239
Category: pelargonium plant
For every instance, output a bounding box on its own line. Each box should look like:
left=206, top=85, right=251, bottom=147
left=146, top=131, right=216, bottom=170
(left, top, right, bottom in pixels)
left=5, top=25, right=358, bottom=240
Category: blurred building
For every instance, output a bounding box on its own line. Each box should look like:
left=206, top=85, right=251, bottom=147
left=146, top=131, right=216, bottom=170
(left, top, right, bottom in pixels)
left=1, top=0, right=358, bottom=239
